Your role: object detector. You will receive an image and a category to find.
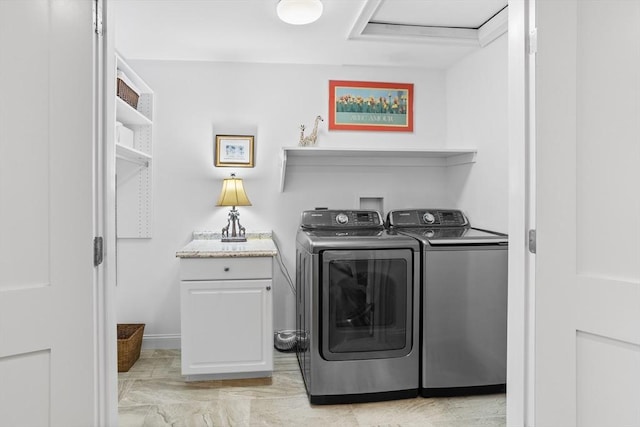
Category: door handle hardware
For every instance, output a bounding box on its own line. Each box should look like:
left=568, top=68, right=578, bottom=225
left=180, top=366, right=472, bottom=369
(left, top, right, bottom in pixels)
left=528, top=229, right=537, bottom=254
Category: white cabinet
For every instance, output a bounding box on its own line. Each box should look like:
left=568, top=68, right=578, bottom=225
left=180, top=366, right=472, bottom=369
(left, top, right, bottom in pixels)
left=179, top=255, right=274, bottom=380
left=115, top=53, right=153, bottom=238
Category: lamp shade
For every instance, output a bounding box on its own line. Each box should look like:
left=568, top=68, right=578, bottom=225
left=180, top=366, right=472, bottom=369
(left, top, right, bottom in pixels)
left=216, top=174, right=252, bottom=207
left=277, top=0, right=323, bottom=25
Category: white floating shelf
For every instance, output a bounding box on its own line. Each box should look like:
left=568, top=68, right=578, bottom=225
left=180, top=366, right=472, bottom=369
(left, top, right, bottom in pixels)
left=116, top=97, right=152, bottom=126
left=116, top=52, right=153, bottom=94
left=116, top=143, right=151, bottom=166
left=279, top=147, right=477, bottom=192
left=115, top=52, right=154, bottom=239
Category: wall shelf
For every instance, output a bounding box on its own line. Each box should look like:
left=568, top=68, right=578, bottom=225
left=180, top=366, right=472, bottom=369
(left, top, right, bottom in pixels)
left=116, top=97, right=152, bottom=126
left=279, top=147, right=477, bottom=192
left=115, top=52, right=154, bottom=238
left=116, top=143, right=151, bottom=166
left=116, top=143, right=151, bottom=187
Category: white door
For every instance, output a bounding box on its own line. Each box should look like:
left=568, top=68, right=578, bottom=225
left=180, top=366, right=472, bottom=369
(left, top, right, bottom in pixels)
left=534, top=1, right=640, bottom=426
left=0, top=1, right=104, bottom=426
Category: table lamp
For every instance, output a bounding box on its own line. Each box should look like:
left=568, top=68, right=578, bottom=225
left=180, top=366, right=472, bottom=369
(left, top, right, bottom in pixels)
left=216, top=173, right=251, bottom=242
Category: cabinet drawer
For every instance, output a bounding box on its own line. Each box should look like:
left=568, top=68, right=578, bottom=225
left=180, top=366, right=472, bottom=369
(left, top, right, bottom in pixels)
left=180, top=257, right=273, bottom=281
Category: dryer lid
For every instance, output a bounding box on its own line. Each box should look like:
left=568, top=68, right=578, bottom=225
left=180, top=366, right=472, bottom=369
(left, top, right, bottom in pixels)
left=300, top=209, right=383, bottom=230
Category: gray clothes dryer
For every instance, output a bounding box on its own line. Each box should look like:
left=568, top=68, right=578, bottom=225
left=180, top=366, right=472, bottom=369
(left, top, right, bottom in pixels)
left=295, top=209, right=420, bottom=404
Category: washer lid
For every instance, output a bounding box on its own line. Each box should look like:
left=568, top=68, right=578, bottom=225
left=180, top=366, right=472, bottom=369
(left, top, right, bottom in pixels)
left=401, top=227, right=508, bottom=245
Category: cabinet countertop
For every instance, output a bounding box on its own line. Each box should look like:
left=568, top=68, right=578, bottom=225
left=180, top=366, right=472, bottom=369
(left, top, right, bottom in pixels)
left=176, top=232, right=277, bottom=258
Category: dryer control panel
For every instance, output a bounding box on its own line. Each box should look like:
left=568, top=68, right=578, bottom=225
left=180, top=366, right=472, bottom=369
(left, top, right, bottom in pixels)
left=386, top=209, right=469, bottom=228
left=300, top=209, right=383, bottom=230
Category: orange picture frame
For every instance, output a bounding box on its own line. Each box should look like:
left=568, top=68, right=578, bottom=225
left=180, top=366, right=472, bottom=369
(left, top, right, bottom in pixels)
left=328, top=80, right=414, bottom=132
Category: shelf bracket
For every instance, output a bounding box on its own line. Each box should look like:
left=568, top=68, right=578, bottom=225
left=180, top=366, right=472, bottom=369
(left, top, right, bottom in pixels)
left=116, top=164, right=147, bottom=186
left=116, top=153, right=150, bottom=167
left=279, top=149, right=288, bottom=192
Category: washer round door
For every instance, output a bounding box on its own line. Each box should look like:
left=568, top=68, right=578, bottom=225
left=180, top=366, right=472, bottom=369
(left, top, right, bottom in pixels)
left=320, top=249, right=414, bottom=361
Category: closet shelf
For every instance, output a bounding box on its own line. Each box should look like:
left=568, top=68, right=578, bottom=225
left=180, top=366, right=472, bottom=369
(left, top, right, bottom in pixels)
left=116, top=143, right=151, bottom=167
left=115, top=52, right=153, bottom=239
left=279, top=147, right=477, bottom=192
left=116, top=97, right=152, bottom=126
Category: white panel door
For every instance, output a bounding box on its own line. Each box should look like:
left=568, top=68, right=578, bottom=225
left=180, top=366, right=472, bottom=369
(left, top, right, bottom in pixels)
left=534, top=1, right=640, bottom=426
left=0, top=1, right=100, bottom=426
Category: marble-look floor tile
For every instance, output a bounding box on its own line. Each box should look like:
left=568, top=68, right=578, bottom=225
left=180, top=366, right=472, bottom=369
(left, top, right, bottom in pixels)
left=250, top=396, right=359, bottom=427
left=273, top=351, right=299, bottom=372
left=431, top=415, right=506, bottom=427
left=119, top=350, right=507, bottom=427
left=349, top=396, right=448, bottom=427
left=151, top=349, right=181, bottom=358
left=119, top=378, right=222, bottom=407
left=217, top=371, right=305, bottom=400
left=132, top=400, right=251, bottom=427
left=119, top=379, right=136, bottom=401
left=442, top=394, right=506, bottom=420
left=170, top=356, right=182, bottom=370
left=122, top=369, right=155, bottom=380
left=138, top=349, right=155, bottom=358
left=118, top=404, right=153, bottom=427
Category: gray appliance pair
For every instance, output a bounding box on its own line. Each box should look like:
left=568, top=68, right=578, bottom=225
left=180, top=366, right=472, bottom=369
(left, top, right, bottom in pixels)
left=387, top=209, right=508, bottom=397
left=295, top=209, right=420, bottom=404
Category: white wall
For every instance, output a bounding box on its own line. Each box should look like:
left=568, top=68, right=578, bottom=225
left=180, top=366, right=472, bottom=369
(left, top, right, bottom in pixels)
left=116, top=61, right=457, bottom=343
left=445, top=34, right=508, bottom=232
left=116, top=44, right=509, bottom=343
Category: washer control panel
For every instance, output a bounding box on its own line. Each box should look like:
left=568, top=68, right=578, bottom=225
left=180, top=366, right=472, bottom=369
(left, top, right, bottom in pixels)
left=387, top=209, right=469, bottom=228
left=300, top=209, right=383, bottom=229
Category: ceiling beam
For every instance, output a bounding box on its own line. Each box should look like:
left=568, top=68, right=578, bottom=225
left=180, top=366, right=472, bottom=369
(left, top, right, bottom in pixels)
left=478, top=7, right=508, bottom=47
left=347, top=0, right=382, bottom=40
left=361, top=22, right=479, bottom=46
left=348, top=0, right=508, bottom=48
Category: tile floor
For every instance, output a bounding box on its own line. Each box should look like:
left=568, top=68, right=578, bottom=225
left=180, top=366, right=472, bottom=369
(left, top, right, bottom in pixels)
left=118, top=349, right=506, bottom=427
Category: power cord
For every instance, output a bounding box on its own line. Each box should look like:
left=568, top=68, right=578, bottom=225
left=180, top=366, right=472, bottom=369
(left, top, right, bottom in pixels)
left=272, top=233, right=296, bottom=296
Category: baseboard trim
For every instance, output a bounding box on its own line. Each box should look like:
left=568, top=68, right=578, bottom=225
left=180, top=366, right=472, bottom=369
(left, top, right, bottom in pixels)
left=141, top=334, right=181, bottom=350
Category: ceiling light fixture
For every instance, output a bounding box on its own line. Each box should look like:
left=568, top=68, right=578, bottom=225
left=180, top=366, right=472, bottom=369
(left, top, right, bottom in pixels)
left=277, top=0, right=323, bottom=25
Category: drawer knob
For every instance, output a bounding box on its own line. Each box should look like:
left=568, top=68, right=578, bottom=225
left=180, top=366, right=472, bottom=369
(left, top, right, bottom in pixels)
left=266, top=286, right=271, bottom=291
left=224, top=267, right=230, bottom=272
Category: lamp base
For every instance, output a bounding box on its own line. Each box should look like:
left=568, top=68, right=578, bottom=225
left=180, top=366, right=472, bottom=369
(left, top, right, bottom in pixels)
left=221, top=236, right=247, bottom=243
left=221, top=206, right=247, bottom=243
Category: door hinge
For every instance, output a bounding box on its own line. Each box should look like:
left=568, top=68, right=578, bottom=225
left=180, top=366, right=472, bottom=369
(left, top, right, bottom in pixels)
left=93, top=0, right=103, bottom=36
left=528, top=229, right=536, bottom=254
left=528, top=28, right=538, bottom=55
left=94, top=236, right=104, bottom=266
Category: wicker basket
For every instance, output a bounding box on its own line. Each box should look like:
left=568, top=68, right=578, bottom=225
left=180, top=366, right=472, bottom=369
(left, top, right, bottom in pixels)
left=117, top=323, right=145, bottom=372
left=116, top=77, right=139, bottom=109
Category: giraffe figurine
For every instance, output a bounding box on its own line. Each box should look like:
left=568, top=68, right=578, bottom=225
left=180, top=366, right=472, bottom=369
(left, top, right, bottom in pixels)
left=299, top=115, right=323, bottom=146
left=299, top=125, right=306, bottom=145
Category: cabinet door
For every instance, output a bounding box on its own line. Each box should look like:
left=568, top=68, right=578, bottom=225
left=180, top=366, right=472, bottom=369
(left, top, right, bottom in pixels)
left=181, top=279, right=273, bottom=377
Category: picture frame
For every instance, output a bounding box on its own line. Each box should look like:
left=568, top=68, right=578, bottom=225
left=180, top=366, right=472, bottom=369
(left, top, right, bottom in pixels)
left=328, top=80, right=414, bottom=132
left=214, top=135, right=255, bottom=167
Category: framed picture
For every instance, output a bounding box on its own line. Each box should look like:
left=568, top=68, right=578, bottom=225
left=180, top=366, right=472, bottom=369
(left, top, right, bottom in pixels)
left=329, top=80, right=414, bottom=132
left=214, top=135, right=254, bottom=167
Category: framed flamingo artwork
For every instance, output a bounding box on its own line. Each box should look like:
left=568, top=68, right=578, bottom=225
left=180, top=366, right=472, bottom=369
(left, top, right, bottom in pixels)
left=328, top=80, right=414, bottom=132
